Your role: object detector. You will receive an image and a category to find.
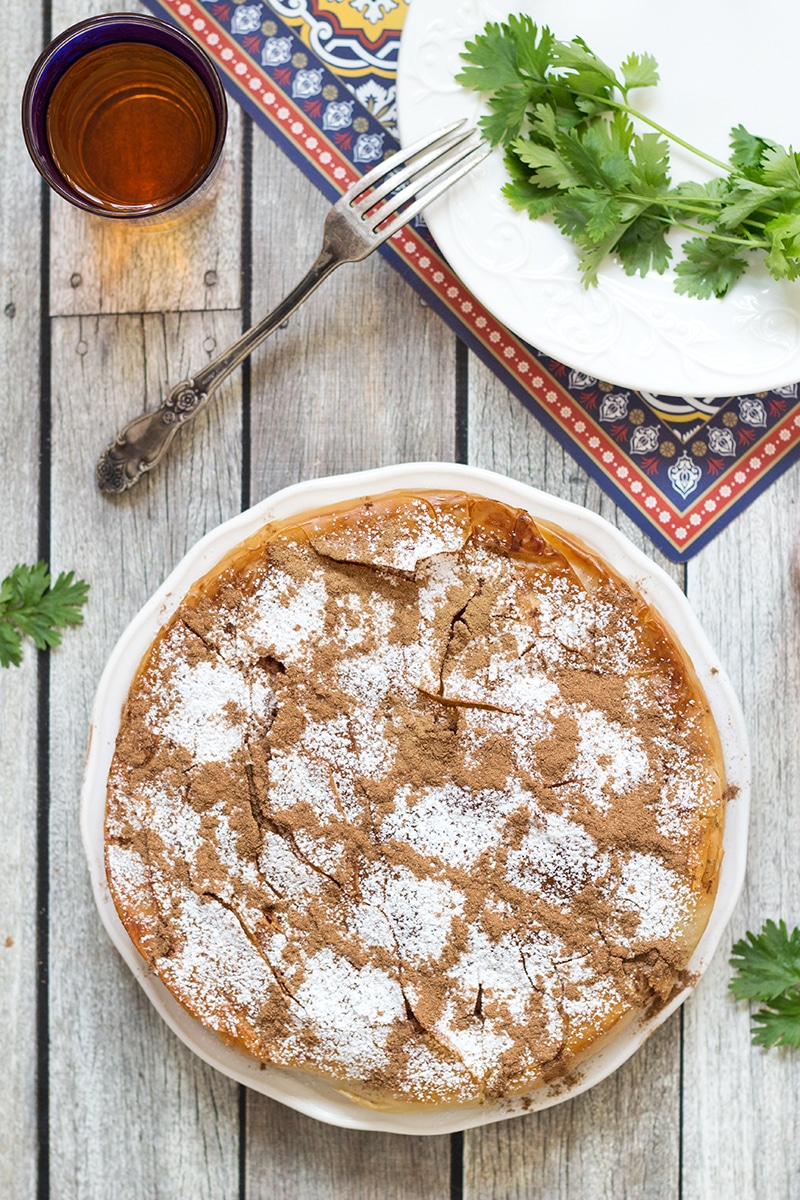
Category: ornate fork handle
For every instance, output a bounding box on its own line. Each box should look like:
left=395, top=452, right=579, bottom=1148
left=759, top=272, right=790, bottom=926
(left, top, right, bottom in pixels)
left=96, top=243, right=342, bottom=494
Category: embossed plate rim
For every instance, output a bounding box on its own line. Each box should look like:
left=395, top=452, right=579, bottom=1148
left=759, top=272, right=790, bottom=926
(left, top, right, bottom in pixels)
left=81, top=462, right=750, bottom=1134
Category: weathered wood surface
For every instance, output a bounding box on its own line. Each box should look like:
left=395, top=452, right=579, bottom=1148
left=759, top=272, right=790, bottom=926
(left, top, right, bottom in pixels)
left=246, top=136, right=456, bottom=506
left=48, top=311, right=244, bottom=1200
left=44, top=4, right=243, bottom=1198
left=0, top=7, right=46, bottom=1200
left=681, top=471, right=800, bottom=1200
left=1, top=0, right=799, bottom=1196
left=464, top=361, right=684, bottom=1199
left=244, top=114, right=454, bottom=1200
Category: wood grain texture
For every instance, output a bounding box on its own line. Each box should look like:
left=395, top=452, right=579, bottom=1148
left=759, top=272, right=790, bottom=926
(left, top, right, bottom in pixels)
left=47, top=307, right=243, bottom=1200
left=466, top=356, right=684, bottom=586
left=682, top=466, right=800, bottom=1200
left=50, top=0, right=242, bottom=317
left=247, top=135, right=457, bottom=506
left=244, top=129, right=455, bottom=1196
left=0, top=7, right=46, bottom=1200
left=44, top=2, right=247, bottom=1171
left=464, top=356, right=683, bottom=1200
left=246, top=1098, right=451, bottom=1200
left=3, top=3, right=795, bottom=1195
left=464, top=1022, right=679, bottom=1200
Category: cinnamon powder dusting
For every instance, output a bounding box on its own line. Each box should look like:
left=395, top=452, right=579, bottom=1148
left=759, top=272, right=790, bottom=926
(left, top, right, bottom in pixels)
left=104, top=490, right=727, bottom=1110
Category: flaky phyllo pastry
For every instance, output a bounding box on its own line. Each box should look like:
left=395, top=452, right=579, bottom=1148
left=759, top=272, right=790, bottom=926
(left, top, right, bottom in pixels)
left=105, top=491, right=726, bottom=1110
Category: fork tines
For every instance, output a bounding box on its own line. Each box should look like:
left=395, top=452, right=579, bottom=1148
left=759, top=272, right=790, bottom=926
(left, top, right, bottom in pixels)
left=347, top=119, right=491, bottom=240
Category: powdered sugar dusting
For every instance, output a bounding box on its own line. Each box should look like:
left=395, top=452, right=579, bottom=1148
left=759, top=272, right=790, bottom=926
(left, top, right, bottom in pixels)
left=290, top=949, right=405, bottom=1074
left=164, top=888, right=276, bottom=1038
left=310, top=496, right=471, bottom=572
left=379, top=782, right=522, bottom=870
left=610, top=851, right=695, bottom=944
left=156, top=657, right=251, bottom=763
left=506, top=807, right=610, bottom=907
left=363, top=862, right=465, bottom=963
left=105, top=491, right=726, bottom=1109
left=237, top=568, right=328, bottom=664
left=572, top=708, right=651, bottom=811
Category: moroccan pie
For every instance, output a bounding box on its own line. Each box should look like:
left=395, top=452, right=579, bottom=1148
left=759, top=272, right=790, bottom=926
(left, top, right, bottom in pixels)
left=104, top=490, right=727, bottom=1110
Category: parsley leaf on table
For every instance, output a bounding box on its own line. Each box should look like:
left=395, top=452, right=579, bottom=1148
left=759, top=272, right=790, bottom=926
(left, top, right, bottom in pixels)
left=749, top=992, right=800, bottom=1050
left=458, top=14, right=800, bottom=296
left=729, top=919, right=800, bottom=1049
left=0, top=562, right=89, bottom=668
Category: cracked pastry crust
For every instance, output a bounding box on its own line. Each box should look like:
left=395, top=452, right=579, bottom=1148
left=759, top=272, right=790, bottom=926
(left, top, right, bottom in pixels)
left=104, top=490, right=727, bottom=1110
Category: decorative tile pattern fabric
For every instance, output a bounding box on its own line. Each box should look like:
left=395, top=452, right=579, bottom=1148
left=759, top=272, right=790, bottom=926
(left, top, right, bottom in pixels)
left=142, top=0, right=800, bottom=561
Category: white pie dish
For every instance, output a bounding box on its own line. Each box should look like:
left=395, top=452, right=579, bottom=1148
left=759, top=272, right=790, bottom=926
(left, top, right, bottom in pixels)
left=81, top=462, right=750, bottom=1134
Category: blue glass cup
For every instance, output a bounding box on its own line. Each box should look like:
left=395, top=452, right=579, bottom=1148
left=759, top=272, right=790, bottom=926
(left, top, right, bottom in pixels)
left=22, top=13, right=228, bottom=223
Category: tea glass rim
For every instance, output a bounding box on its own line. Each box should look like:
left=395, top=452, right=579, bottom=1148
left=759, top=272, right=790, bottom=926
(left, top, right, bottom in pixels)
left=21, top=12, right=228, bottom=219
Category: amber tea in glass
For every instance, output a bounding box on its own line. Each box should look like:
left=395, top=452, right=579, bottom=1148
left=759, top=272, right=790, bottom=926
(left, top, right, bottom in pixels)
left=22, top=14, right=227, bottom=221
left=47, top=42, right=218, bottom=212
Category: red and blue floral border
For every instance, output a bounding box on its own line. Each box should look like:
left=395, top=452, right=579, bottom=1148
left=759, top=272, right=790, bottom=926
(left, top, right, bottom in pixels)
left=141, top=0, right=800, bottom=562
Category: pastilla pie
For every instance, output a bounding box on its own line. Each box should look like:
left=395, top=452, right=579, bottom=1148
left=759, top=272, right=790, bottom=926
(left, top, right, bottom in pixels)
left=104, top=490, right=727, bottom=1110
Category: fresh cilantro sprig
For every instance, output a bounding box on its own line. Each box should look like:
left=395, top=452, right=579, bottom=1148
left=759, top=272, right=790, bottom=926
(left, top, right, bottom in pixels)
left=729, top=919, right=800, bottom=1049
left=457, top=16, right=800, bottom=297
left=0, top=562, right=89, bottom=668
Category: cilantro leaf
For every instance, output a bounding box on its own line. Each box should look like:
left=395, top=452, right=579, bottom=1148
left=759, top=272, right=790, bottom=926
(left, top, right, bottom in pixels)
left=582, top=193, right=626, bottom=242
left=559, top=115, right=635, bottom=193
left=551, top=192, right=628, bottom=287
left=716, top=178, right=783, bottom=229
left=730, top=919, right=800, bottom=1002
left=729, top=124, right=774, bottom=173
left=729, top=919, right=800, bottom=1051
left=509, top=14, right=557, bottom=81
left=501, top=179, right=559, bottom=218
left=0, top=562, right=89, bottom=667
left=0, top=620, right=22, bottom=669
left=764, top=211, right=800, bottom=279
left=620, top=51, right=659, bottom=93
left=457, top=17, right=539, bottom=92
left=458, top=16, right=800, bottom=297
left=572, top=235, right=622, bottom=288
left=673, top=237, right=748, bottom=299
left=616, top=212, right=672, bottom=277
left=670, top=179, right=729, bottom=225
left=500, top=148, right=560, bottom=216
left=458, top=17, right=559, bottom=145
left=550, top=36, right=618, bottom=95
left=760, top=144, right=800, bottom=190
left=510, top=135, right=584, bottom=190
left=528, top=99, right=585, bottom=142
left=553, top=186, right=624, bottom=242
left=750, top=992, right=800, bottom=1050
left=479, top=86, right=536, bottom=146
left=629, top=131, right=671, bottom=193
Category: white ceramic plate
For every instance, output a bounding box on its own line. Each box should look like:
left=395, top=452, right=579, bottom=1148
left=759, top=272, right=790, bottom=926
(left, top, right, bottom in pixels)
left=397, top=0, right=800, bottom=398
left=81, top=463, right=750, bottom=1134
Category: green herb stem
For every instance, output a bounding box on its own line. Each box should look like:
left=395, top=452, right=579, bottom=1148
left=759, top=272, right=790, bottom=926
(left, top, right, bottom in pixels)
left=605, top=96, right=732, bottom=173
left=670, top=221, right=769, bottom=249
left=616, top=194, right=770, bottom=246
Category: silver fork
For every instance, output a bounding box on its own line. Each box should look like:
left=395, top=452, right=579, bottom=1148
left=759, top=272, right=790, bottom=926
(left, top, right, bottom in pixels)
left=96, top=120, right=490, bottom=494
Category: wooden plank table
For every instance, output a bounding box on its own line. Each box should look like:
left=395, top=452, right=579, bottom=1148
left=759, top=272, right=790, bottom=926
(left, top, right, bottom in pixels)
left=2, top=2, right=799, bottom=1197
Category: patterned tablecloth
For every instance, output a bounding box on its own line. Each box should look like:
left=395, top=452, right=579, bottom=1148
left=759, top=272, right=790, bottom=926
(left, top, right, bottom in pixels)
left=143, top=0, right=800, bottom=561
